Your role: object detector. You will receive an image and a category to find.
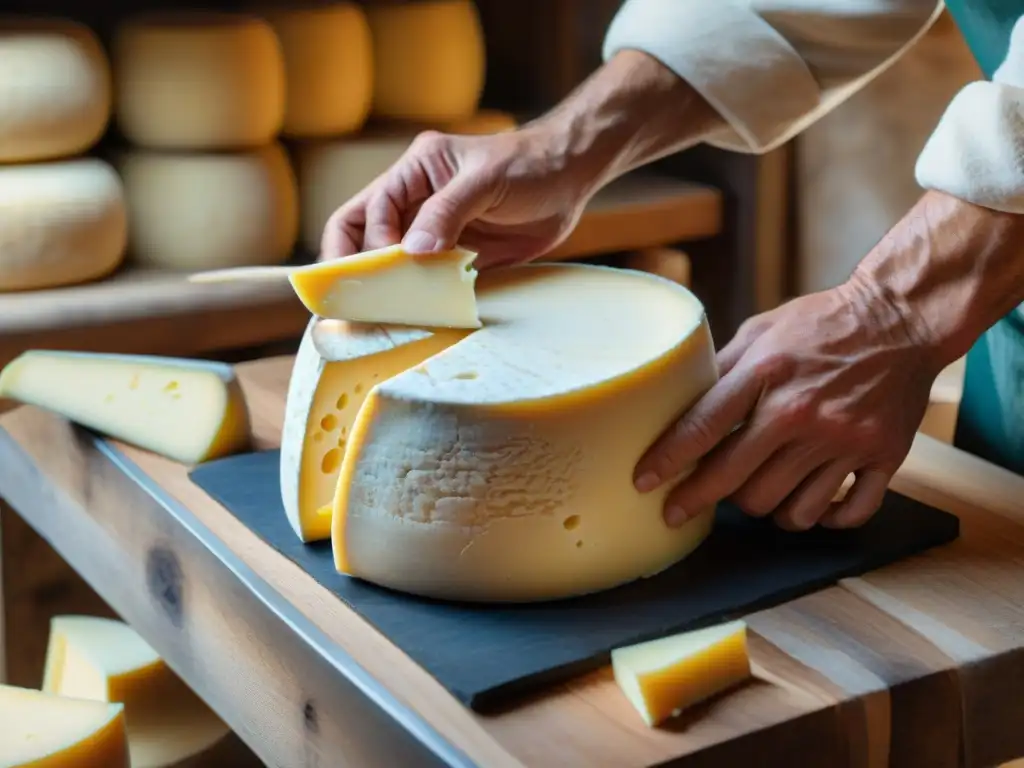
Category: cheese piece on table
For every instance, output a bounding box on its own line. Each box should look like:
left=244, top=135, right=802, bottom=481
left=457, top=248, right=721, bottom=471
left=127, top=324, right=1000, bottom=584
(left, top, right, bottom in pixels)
left=262, top=3, right=373, bottom=138
left=366, top=0, right=485, bottom=122
left=43, top=616, right=229, bottom=768
left=113, top=12, right=285, bottom=150
left=611, top=620, right=752, bottom=727
left=281, top=263, right=719, bottom=602
left=119, top=142, right=298, bottom=270
left=0, top=159, right=127, bottom=292
left=0, top=351, right=250, bottom=465
left=0, top=684, right=129, bottom=768
left=0, top=18, right=111, bottom=163
left=288, top=244, right=481, bottom=328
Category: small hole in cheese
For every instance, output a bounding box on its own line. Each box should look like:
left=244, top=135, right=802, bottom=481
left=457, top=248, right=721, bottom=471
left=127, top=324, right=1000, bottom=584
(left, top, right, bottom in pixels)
left=337, top=393, right=348, bottom=410
left=453, top=371, right=478, bottom=380
left=321, top=448, right=341, bottom=474
left=575, top=540, right=583, bottom=548
left=338, top=436, right=346, bottom=448
left=313, top=432, right=324, bottom=443
left=129, top=374, right=140, bottom=390
left=563, top=515, right=581, bottom=530
left=341, top=426, right=347, bottom=436
left=163, top=380, right=180, bottom=393
left=321, top=414, right=338, bottom=431
left=104, top=394, right=114, bottom=404
left=354, top=383, right=363, bottom=394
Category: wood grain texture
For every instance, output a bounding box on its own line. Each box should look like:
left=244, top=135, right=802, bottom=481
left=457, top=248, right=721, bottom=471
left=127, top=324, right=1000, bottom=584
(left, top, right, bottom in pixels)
left=3, top=355, right=1024, bottom=766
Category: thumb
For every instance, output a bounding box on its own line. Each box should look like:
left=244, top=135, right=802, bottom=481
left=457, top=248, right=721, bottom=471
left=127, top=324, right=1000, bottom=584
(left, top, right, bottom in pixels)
left=402, top=172, right=496, bottom=254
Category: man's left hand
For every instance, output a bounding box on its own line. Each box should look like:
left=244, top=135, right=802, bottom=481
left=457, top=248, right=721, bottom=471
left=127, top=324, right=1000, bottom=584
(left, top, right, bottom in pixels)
left=633, top=280, right=941, bottom=531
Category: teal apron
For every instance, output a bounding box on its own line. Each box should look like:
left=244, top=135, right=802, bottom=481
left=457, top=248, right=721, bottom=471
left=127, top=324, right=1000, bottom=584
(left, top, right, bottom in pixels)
left=937, top=0, right=1024, bottom=474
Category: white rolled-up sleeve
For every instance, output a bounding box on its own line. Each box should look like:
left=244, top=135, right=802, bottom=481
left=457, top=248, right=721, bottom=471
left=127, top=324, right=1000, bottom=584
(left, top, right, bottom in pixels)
left=602, top=0, right=946, bottom=154
left=915, top=14, right=1024, bottom=213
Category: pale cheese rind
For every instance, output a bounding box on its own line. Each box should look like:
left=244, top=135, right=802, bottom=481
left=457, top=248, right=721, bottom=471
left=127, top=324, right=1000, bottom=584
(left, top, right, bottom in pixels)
left=42, top=615, right=229, bottom=768
left=282, top=263, right=719, bottom=603
left=611, top=620, right=752, bottom=727
left=0, top=684, right=129, bottom=767
left=0, top=351, right=250, bottom=464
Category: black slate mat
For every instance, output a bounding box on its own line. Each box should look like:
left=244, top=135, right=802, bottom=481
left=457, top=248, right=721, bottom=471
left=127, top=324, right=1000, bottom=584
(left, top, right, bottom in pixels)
left=189, top=449, right=960, bottom=711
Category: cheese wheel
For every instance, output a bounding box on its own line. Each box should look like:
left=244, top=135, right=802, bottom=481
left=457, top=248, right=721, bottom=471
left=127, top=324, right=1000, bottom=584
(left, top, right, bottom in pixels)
left=295, top=111, right=517, bottom=253
left=119, top=143, right=299, bottom=270
left=113, top=12, right=285, bottom=150
left=281, top=263, right=720, bottom=602
left=366, top=0, right=485, bottom=122
left=0, top=159, right=127, bottom=292
left=263, top=3, right=373, bottom=138
left=0, top=17, right=111, bottom=162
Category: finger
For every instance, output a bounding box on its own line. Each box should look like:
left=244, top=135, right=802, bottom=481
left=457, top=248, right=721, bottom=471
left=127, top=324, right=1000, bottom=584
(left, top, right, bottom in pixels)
left=820, top=468, right=890, bottom=529
left=729, top=441, right=828, bottom=518
left=320, top=188, right=372, bottom=260
left=774, top=460, right=856, bottom=531
left=716, top=315, right=772, bottom=377
left=363, top=184, right=408, bottom=251
left=403, top=172, right=498, bottom=254
left=661, top=411, right=789, bottom=526
left=634, top=365, right=764, bottom=493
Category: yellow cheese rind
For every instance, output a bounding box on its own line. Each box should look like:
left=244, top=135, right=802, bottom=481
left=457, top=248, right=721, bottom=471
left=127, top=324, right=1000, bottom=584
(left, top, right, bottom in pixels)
left=0, top=17, right=111, bottom=163
left=0, top=684, right=129, bottom=768
left=288, top=244, right=481, bottom=329
left=611, top=620, right=752, bottom=727
left=42, top=615, right=229, bottom=768
left=113, top=12, right=285, bottom=150
left=0, top=351, right=250, bottom=464
left=302, top=263, right=719, bottom=602
left=263, top=3, right=373, bottom=138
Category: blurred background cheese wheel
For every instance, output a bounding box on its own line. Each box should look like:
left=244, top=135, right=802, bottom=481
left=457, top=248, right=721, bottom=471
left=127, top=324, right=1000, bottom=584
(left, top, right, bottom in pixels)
left=0, top=159, right=127, bottom=292
left=366, top=0, right=485, bottom=122
left=263, top=3, right=373, bottom=138
left=0, top=17, right=111, bottom=163
left=113, top=13, right=285, bottom=150
left=119, top=143, right=299, bottom=270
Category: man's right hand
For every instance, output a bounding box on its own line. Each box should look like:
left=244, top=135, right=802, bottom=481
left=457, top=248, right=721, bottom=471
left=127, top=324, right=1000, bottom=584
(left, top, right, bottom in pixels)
left=319, top=125, right=595, bottom=270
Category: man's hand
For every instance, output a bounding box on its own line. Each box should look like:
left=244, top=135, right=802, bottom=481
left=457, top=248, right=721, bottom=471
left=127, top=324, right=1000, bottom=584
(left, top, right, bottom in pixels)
left=634, top=279, right=941, bottom=532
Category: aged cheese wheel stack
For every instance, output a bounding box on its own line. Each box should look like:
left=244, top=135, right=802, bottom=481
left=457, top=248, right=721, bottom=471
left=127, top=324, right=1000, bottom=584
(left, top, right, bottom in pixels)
left=112, top=12, right=299, bottom=271
left=0, top=17, right=127, bottom=292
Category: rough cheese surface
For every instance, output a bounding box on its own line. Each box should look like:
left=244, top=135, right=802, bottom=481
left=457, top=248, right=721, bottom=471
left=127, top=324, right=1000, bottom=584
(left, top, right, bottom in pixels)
left=0, top=351, right=250, bottom=464
left=43, top=616, right=229, bottom=768
left=119, top=143, right=299, bottom=270
left=611, top=620, right=752, bottom=727
left=113, top=12, right=285, bottom=149
left=0, top=159, right=127, bottom=292
left=281, top=263, right=719, bottom=602
left=0, top=684, right=129, bottom=767
left=0, top=17, right=111, bottom=162
left=289, top=244, right=481, bottom=328
left=263, top=3, right=373, bottom=138
left=366, top=0, right=485, bottom=122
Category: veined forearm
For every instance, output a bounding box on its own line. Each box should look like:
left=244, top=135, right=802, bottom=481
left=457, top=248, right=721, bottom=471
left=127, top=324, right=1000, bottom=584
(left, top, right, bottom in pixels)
left=849, top=191, right=1024, bottom=370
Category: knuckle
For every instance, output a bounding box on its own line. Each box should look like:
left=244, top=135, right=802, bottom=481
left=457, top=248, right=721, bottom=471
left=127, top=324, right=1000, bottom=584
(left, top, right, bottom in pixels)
left=777, top=392, right=815, bottom=425
left=732, top=487, right=774, bottom=518
left=753, top=351, right=797, bottom=385
left=410, top=130, right=447, bottom=156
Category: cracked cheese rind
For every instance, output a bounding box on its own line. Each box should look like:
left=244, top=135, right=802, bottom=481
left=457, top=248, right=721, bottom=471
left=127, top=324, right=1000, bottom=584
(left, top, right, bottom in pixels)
left=42, top=616, right=229, bottom=768
left=0, top=351, right=250, bottom=464
left=288, top=244, right=481, bottom=329
left=0, top=684, right=129, bottom=767
left=611, top=620, right=751, bottom=727
left=283, top=262, right=720, bottom=602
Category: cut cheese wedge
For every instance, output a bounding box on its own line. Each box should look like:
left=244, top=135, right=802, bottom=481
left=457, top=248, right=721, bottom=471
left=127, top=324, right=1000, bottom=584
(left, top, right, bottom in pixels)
left=42, top=616, right=229, bottom=768
left=0, top=351, right=250, bottom=464
left=611, top=620, right=752, bottom=727
left=281, top=263, right=720, bottom=602
left=0, top=684, right=129, bottom=767
left=288, top=244, right=481, bottom=329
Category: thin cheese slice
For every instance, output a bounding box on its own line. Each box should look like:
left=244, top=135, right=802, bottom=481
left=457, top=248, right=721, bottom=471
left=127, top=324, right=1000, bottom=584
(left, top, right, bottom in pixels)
left=0, top=351, right=250, bottom=464
left=42, top=616, right=229, bottom=768
left=611, top=620, right=752, bottom=727
left=288, top=244, right=481, bottom=328
left=281, top=263, right=720, bottom=602
left=0, top=684, right=129, bottom=767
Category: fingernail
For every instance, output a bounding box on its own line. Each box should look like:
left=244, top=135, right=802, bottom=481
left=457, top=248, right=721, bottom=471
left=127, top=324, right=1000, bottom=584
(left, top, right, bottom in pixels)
left=635, top=472, right=660, bottom=492
left=665, top=505, right=688, bottom=527
left=403, top=230, right=439, bottom=253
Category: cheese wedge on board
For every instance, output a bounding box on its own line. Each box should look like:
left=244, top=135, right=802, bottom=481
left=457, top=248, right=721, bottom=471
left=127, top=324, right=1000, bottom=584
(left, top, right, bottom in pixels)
left=611, top=620, right=752, bottom=727
left=0, top=684, right=129, bottom=767
left=0, top=351, right=250, bottom=464
left=281, top=263, right=719, bottom=602
left=288, top=244, right=481, bottom=328
left=42, top=616, right=230, bottom=768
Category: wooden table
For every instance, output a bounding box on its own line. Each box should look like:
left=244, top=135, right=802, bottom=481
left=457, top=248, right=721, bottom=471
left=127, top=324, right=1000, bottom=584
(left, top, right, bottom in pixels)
left=5, top=355, right=1023, bottom=767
